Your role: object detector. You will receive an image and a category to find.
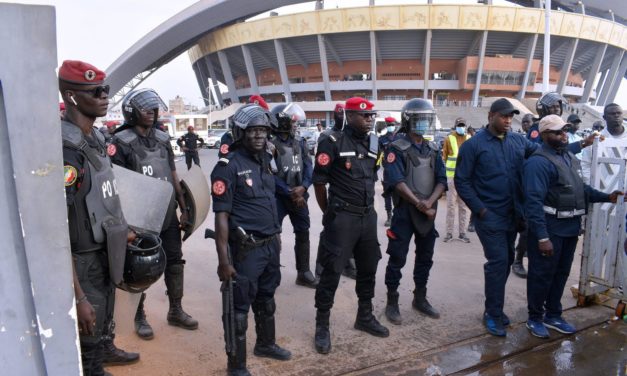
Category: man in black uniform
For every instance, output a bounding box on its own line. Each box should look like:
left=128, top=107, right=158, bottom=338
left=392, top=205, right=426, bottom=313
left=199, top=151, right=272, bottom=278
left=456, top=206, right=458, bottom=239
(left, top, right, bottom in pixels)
left=59, top=60, right=139, bottom=375
left=269, top=102, right=318, bottom=288
left=211, top=104, right=291, bottom=375
left=379, top=116, right=398, bottom=227
left=313, top=97, right=389, bottom=355
left=110, top=88, right=198, bottom=340
left=177, top=125, right=204, bottom=169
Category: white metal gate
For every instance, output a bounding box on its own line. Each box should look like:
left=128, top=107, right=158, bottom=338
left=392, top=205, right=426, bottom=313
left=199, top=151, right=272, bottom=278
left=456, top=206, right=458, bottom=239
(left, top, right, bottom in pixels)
left=579, top=137, right=627, bottom=304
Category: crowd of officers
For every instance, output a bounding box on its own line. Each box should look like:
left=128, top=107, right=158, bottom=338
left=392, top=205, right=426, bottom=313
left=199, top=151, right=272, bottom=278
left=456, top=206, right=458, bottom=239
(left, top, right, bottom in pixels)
left=60, top=58, right=625, bottom=376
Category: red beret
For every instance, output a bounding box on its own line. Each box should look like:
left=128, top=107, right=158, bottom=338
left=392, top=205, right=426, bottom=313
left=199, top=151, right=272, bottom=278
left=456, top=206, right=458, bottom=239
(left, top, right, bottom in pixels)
left=59, top=60, right=106, bottom=85
left=345, top=97, right=375, bottom=112
left=59, top=102, right=66, bottom=111
left=188, top=125, right=194, bottom=130
left=334, top=103, right=345, bottom=113
left=385, top=116, right=396, bottom=123
left=249, top=95, right=269, bottom=110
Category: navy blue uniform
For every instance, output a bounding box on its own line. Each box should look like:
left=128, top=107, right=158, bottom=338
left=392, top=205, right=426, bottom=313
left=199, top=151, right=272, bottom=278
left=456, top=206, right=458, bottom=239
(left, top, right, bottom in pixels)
left=211, top=147, right=281, bottom=313
left=313, top=126, right=381, bottom=311
left=526, top=123, right=541, bottom=144
left=378, top=133, right=396, bottom=212
left=455, top=127, right=583, bottom=321
left=219, top=131, right=235, bottom=157
left=383, top=136, right=447, bottom=290
left=523, top=146, right=609, bottom=322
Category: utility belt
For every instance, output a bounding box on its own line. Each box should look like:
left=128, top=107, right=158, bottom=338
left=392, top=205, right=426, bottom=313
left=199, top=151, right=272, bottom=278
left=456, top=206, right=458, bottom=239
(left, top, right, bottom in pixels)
left=229, top=227, right=277, bottom=261
left=329, top=196, right=373, bottom=216
left=543, top=205, right=585, bottom=219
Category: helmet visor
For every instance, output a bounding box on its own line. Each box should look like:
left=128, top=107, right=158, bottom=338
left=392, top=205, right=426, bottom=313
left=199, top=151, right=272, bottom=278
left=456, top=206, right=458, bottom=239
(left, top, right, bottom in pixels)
left=405, top=112, right=436, bottom=136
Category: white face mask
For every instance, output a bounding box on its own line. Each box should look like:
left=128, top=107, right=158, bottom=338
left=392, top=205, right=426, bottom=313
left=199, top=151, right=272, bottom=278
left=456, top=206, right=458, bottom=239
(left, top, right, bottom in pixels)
left=456, top=126, right=466, bottom=135
left=386, top=126, right=395, bottom=133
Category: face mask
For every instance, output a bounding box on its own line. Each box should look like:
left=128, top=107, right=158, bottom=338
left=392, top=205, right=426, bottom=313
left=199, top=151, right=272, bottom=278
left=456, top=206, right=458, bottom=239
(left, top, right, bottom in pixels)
left=413, top=120, right=429, bottom=136
left=386, top=126, right=395, bottom=133
left=456, top=126, right=466, bottom=135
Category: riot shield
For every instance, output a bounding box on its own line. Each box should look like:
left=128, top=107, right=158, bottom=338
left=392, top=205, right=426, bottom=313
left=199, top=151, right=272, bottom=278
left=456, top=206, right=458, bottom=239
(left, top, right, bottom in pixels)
left=177, top=164, right=210, bottom=241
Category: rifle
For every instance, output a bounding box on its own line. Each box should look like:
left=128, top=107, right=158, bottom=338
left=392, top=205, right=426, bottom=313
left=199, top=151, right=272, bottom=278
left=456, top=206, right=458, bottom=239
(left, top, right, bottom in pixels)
left=205, top=228, right=236, bottom=357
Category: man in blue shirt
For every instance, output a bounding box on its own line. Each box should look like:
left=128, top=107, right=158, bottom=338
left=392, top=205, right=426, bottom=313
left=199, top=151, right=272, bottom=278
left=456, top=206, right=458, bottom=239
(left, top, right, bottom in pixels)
left=454, top=98, right=594, bottom=337
left=523, top=114, right=621, bottom=339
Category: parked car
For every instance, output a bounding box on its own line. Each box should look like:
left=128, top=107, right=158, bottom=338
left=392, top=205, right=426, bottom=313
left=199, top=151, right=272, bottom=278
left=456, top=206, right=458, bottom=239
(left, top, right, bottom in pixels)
left=206, top=129, right=228, bottom=148
left=170, top=138, right=184, bottom=157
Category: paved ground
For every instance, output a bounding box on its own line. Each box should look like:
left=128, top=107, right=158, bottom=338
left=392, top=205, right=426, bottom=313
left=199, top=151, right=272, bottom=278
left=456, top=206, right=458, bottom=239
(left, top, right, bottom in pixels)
left=109, top=148, right=625, bottom=376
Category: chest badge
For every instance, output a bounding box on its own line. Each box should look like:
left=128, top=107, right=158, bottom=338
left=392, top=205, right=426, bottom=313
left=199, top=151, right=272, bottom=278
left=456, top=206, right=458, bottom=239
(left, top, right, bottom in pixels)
left=245, top=174, right=253, bottom=187
left=64, top=165, right=78, bottom=187
left=345, top=159, right=352, bottom=170
left=358, top=153, right=364, bottom=159
left=387, top=152, right=396, bottom=163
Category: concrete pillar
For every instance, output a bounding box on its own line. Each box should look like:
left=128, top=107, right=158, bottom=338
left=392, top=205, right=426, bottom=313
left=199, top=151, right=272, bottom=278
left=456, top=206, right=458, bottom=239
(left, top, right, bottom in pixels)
left=423, top=30, right=432, bottom=99
left=580, top=44, right=607, bottom=103
left=606, top=56, right=627, bottom=105
left=518, top=34, right=538, bottom=99
left=594, top=69, right=609, bottom=104
left=204, top=56, right=224, bottom=105
left=273, top=39, right=292, bottom=102
left=317, top=35, right=332, bottom=101
left=370, top=31, right=378, bottom=100
left=241, top=44, right=259, bottom=94
left=556, top=38, right=578, bottom=94
left=598, top=51, right=624, bottom=106
left=472, top=31, right=488, bottom=106
left=217, top=51, right=240, bottom=104
left=192, top=62, right=209, bottom=106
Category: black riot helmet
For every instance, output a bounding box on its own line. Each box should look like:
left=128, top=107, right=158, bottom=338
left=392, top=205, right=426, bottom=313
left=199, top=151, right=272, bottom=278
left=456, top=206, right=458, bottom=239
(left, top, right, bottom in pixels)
left=122, top=88, right=168, bottom=126
left=231, top=104, right=273, bottom=142
left=400, top=98, right=436, bottom=136
left=118, top=232, right=166, bottom=294
left=536, top=92, right=565, bottom=118
left=270, top=103, right=306, bottom=135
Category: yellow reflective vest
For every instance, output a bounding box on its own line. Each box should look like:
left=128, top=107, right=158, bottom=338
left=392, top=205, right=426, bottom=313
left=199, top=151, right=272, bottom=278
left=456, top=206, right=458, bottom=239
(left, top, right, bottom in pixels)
left=445, top=133, right=469, bottom=178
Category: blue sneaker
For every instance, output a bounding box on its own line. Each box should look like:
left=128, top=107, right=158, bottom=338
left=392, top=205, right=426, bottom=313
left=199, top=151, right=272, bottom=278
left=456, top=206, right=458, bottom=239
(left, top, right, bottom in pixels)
left=483, top=313, right=506, bottom=337
left=544, top=317, right=576, bottom=334
left=526, top=319, right=550, bottom=339
left=502, top=313, right=510, bottom=327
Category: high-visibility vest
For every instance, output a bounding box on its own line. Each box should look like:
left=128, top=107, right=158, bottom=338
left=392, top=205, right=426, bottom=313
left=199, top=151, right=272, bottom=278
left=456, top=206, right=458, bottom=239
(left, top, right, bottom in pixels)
left=445, top=134, right=469, bottom=178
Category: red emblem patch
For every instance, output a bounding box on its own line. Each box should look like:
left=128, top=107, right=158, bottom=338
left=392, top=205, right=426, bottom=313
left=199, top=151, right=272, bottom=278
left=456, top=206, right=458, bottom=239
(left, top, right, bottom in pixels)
left=245, top=178, right=253, bottom=187
left=212, top=180, right=226, bottom=196
left=386, top=152, right=396, bottom=163
left=530, top=130, right=539, bottom=139
left=107, top=144, right=117, bottom=156
left=220, top=143, right=229, bottom=155
left=317, top=153, right=330, bottom=166
left=345, top=160, right=352, bottom=170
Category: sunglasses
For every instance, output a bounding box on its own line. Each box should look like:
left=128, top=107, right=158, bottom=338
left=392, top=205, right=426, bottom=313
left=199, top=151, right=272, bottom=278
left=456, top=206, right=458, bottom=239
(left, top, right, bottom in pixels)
left=355, top=112, right=376, bottom=118
left=74, top=84, right=110, bottom=98
left=544, top=129, right=565, bottom=136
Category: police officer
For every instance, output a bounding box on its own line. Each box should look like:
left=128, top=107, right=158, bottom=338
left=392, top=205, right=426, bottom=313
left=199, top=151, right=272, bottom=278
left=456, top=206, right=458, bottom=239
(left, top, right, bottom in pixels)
left=379, top=116, right=397, bottom=227
left=59, top=60, right=139, bottom=375
left=211, top=104, right=291, bottom=375
left=523, top=115, right=622, bottom=338
left=269, top=103, right=318, bottom=288
left=177, top=125, right=204, bottom=169
left=527, top=92, right=565, bottom=144
left=110, top=88, right=198, bottom=340
left=383, top=99, right=447, bottom=325
left=313, top=97, right=389, bottom=355
left=219, top=95, right=270, bottom=158
left=314, top=102, right=358, bottom=280
left=442, top=117, right=470, bottom=243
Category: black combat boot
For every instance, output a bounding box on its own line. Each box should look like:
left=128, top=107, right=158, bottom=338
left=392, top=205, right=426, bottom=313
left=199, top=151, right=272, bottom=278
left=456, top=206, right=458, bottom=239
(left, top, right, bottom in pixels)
left=314, top=310, right=331, bottom=354
left=252, top=299, right=291, bottom=360
left=354, top=300, right=389, bottom=337
left=102, top=334, right=140, bottom=366
left=385, top=289, right=402, bottom=325
left=412, top=287, right=440, bottom=319
left=134, top=292, right=154, bottom=340
left=342, top=258, right=357, bottom=279
left=384, top=210, right=392, bottom=227
left=165, top=264, right=199, bottom=330
left=294, top=231, right=318, bottom=288
left=227, top=313, right=251, bottom=376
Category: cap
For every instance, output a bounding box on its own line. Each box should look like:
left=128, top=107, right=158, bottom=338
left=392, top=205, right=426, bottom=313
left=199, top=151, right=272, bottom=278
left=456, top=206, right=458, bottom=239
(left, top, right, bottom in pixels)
left=345, top=97, right=375, bottom=113
left=566, top=114, right=582, bottom=124
left=454, top=117, right=467, bottom=126
left=539, top=114, right=566, bottom=133
left=249, top=95, right=269, bottom=110
left=58, top=60, right=106, bottom=85
left=384, top=116, right=396, bottom=123
left=187, top=125, right=194, bottom=131
left=334, top=103, right=345, bottom=113
left=489, top=98, right=520, bottom=115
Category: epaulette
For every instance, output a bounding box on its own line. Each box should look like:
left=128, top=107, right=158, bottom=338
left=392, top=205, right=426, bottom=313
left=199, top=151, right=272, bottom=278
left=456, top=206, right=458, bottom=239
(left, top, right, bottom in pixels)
left=114, top=128, right=137, bottom=145
left=217, top=156, right=231, bottom=166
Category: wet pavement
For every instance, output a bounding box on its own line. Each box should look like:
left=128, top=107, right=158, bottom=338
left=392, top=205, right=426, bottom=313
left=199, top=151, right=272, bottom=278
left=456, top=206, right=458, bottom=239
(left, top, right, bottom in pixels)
left=109, top=149, right=627, bottom=376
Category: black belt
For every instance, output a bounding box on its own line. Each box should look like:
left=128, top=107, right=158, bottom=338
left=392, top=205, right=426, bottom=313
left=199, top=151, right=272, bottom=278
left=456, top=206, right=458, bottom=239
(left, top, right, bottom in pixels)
left=248, top=234, right=277, bottom=247
left=330, top=197, right=373, bottom=215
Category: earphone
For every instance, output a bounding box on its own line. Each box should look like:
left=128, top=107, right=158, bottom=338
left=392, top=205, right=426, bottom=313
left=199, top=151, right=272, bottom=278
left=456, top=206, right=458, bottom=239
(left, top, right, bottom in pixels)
left=70, top=96, right=78, bottom=106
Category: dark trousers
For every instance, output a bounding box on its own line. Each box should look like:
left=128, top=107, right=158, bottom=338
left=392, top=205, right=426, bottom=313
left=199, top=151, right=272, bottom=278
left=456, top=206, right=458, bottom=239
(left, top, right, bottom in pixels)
left=161, top=215, right=183, bottom=266
left=74, top=251, right=114, bottom=376
left=515, top=228, right=528, bottom=262
left=315, top=208, right=381, bottom=311
left=276, top=194, right=310, bottom=233
left=185, top=151, right=200, bottom=170
left=527, top=232, right=579, bottom=321
left=384, top=205, right=436, bottom=290
left=475, top=221, right=516, bottom=319
left=232, top=237, right=282, bottom=313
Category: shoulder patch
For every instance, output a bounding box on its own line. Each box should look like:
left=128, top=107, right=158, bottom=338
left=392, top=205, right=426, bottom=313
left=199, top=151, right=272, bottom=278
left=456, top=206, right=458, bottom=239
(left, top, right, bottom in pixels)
left=64, top=165, right=78, bottom=187
left=220, top=143, right=230, bottom=155
left=386, top=152, right=396, bottom=163
left=218, top=157, right=230, bottom=165
left=107, top=144, right=117, bottom=156
left=530, top=130, right=539, bottom=139
left=317, top=153, right=331, bottom=166
left=212, top=180, right=226, bottom=196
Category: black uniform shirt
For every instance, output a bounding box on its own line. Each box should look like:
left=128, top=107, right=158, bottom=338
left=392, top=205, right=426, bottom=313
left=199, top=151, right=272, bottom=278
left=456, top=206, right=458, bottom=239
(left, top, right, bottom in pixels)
left=313, top=126, right=377, bottom=207
left=177, top=132, right=204, bottom=152
left=110, top=126, right=176, bottom=171
left=211, top=146, right=280, bottom=237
